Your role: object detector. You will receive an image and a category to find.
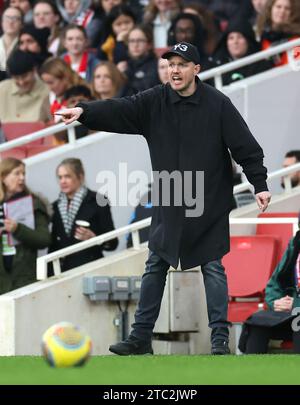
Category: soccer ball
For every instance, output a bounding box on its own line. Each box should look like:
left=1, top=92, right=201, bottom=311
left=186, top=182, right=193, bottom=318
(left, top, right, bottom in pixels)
left=41, top=322, right=92, bottom=367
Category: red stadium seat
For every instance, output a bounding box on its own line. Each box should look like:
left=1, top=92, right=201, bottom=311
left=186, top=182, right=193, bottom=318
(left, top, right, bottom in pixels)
left=256, top=212, right=298, bottom=263
left=2, top=121, right=46, bottom=146
left=0, top=147, right=26, bottom=160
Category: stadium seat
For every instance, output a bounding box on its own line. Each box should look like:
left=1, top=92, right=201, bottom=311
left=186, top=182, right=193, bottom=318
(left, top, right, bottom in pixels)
left=2, top=121, right=46, bottom=146
left=0, top=147, right=26, bottom=160
left=223, top=235, right=279, bottom=353
left=256, top=212, right=299, bottom=263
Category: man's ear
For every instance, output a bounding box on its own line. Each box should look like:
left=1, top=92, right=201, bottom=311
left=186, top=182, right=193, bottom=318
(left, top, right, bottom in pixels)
left=195, top=64, right=201, bottom=75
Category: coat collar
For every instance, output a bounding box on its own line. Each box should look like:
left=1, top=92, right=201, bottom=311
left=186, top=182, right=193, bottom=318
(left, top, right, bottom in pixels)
left=167, top=76, right=203, bottom=105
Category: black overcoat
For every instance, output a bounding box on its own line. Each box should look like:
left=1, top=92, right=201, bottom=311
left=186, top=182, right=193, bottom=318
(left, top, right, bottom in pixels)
left=50, top=190, right=118, bottom=271
left=77, top=79, right=268, bottom=269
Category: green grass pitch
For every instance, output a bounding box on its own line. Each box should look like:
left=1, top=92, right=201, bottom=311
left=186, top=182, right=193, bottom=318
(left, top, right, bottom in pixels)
left=0, top=355, right=299, bottom=385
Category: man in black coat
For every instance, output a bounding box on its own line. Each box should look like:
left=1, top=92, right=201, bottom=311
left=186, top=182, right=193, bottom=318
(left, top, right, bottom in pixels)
left=58, top=42, right=271, bottom=355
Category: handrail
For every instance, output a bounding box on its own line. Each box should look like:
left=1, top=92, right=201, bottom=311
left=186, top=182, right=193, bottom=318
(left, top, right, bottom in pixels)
left=198, top=37, right=300, bottom=89
left=233, top=162, right=300, bottom=194
left=36, top=216, right=299, bottom=280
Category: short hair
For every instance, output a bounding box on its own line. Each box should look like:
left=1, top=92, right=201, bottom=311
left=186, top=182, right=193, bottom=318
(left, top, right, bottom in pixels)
left=285, top=150, right=300, bottom=162
left=64, top=85, right=92, bottom=101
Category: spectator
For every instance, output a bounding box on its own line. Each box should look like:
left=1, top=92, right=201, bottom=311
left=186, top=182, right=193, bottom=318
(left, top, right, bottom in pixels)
left=98, top=4, right=136, bottom=63
left=281, top=150, right=300, bottom=188
left=183, top=3, right=220, bottom=55
left=55, top=0, right=101, bottom=46
left=257, top=0, right=300, bottom=66
left=91, top=61, right=126, bottom=99
left=157, top=56, right=169, bottom=83
left=233, top=0, right=269, bottom=36
left=9, top=0, right=32, bottom=23
left=143, top=0, right=181, bottom=48
left=120, top=24, right=160, bottom=96
left=19, top=24, right=52, bottom=67
left=0, top=157, right=51, bottom=294
left=0, top=49, right=50, bottom=124
left=50, top=158, right=118, bottom=272
left=239, top=227, right=300, bottom=354
left=0, top=6, right=23, bottom=70
left=196, top=0, right=243, bottom=31
left=61, top=24, right=100, bottom=82
left=32, top=0, right=62, bottom=56
left=168, top=12, right=207, bottom=60
left=206, top=20, right=272, bottom=86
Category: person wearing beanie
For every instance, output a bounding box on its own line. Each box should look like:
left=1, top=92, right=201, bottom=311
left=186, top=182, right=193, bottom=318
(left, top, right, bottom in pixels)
left=0, top=49, right=50, bottom=124
left=19, top=24, right=52, bottom=66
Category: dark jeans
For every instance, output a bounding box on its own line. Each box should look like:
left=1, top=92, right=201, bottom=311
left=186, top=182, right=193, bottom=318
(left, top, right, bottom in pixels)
left=131, top=250, right=230, bottom=344
left=245, top=322, right=300, bottom=354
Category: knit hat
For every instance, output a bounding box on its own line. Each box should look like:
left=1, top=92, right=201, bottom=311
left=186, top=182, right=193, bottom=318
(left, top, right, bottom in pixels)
left=7, top=49, right=36, bottom=76
left=20, top=25, right=51, bottom=53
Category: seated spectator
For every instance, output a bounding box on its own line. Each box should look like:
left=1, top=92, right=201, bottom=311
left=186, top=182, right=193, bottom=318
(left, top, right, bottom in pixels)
left=120, top=24, right=160, bottom=96
left=239, top=226, right=300, bottom=354
left=196, top=0, right=243, bottom=31
left=157, top=57, right=169, bottom=84
left=50, top=158, right=118, bottom=272
left=281, top=150, right=300, bottom=189
left=126, top=183, right=153, bottom=248
left=182, top=3, right=221, bottom=55
left=0, top=157, right=51, bottom=294
left=233, top=0, right=269, bottom=37
left=257, top=0, right=300, bottom=66
left=168, top=12, right=207, bottom=60
left=9, top=0, right=32, bottom=24
left=19, top=24, right=52, bottom=67
left=0, top=49, right=50, bottom=124
left=61, top=24, right=100, bottom=82
left=91, top=61, right=126, bottom=99
left=206, top=20, right=272, bottom=86
left=55, top=0, right=102, bottom=47
left=0, top=6, right=23, bottom=70
left=32, top=0, right=62, bottom=56
left=98, top=4, right=136, bottom=63
left=143, top=0, right=181, bottom=48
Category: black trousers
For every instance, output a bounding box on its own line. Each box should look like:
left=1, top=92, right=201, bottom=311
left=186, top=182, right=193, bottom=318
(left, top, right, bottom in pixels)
left=245, top=321, right=300, bottom=354
left=131, top=250, right=230, bottom=344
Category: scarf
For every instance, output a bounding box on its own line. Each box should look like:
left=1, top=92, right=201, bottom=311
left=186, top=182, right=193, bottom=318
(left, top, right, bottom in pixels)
left=58, top=186, right=88, bottom=237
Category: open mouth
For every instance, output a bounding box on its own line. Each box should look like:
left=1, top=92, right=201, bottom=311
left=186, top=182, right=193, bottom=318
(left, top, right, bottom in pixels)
left=172, top=76, right=183, bottom=84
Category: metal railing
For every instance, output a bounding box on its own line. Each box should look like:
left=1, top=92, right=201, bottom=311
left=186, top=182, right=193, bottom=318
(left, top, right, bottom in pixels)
left=36, top=214, right=299, bottom=281
left=198, top=37, right=300, bottom=89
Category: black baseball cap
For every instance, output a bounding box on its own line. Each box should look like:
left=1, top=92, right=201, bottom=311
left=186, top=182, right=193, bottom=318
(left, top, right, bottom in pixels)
left=162, top=42, right=200, bottom=65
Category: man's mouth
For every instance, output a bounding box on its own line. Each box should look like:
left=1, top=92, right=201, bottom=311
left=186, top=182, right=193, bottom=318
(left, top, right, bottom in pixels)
left=172, top=76, right=182, bottom=84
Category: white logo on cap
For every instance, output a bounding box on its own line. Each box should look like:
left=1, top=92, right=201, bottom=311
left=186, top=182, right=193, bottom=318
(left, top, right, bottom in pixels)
left=174, top=43, right=188, bottom=52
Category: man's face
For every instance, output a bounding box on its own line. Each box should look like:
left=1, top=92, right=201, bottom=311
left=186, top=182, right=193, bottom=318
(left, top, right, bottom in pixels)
left=19, top=33, right=41, bottom=53
left=281, top=156, right=300, bottom=188
left=13, top=70, right=36, bottom=93
left=64, top=0, right=80, bottom=16
left=167, top=55, right=200, bottom=96
left=174, top=19, right=196, bottom=44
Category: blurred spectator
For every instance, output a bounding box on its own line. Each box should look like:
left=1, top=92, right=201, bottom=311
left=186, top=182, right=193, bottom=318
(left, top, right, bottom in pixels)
left=195, top=0, right=242, bottom=31
left=9, top=0, right=32, bottom=23
left=182, top=3, right=220, bottom=55
left=206, top=20, right=272, bottom=86
left=50, top=158, right=118, bottom=272
left=239, top=228, right=300, bottom=354
left=120, top=24, right=160, bottom=96
left=0, top=157, right=51, bottom=294
left=40, top=57, right=86, bottom=118
left=55, top=0, right=102, bottom=46
left=233, top=0, right=269, bottom=36
left=63, top=84, right=93, bottom=139
left=98, top=4, right=136, bottom=63
left=143, top=0, right=181, bottom=48
left=168, top=12, right=206, bottom=60
left=61, top=24, right=100, bottom=82
left=126, top=182, right=153, bottom=248
left=0, top=6, right=23, bottom=70
left=91, top=60, right=125, bottom=99
left=19, top=24, right=52, bottom=67
left=281, top=150, right=300, bottom=188
left=0, top=49, right=50, bottom=124
left=157, top=56, right=168, bottom=83
left=32, top=0, right=62, bottom=56
left=257, top=0, right=300, bottom=66
left=90, top=0, right=123, bottom=48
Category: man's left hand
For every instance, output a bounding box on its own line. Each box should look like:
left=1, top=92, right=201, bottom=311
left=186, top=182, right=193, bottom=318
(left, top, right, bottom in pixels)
left=255, top=191, right=272, bottom=212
